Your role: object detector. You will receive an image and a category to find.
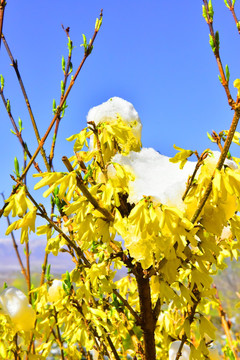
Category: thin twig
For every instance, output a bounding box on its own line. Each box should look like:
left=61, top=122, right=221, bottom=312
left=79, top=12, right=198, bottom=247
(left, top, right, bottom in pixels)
left=226, top=0, right=240, bottom=34
left=19, top=10, right=103, bottom=182
left=0, top=89, right=42, bottom=173
left=203, top=0, right=235, bottom=108
left=1, top=34, right=51, bottom=172
left=113, top=288, right=141, bottom=324
left=213, top=284, right=239, bottom=360
left=191, top=106, right=240, bottom=224
left=0, top=0, right=6, bottom=49
left=62, top=155, right=114, bottom=222
left=49, top=26, right=72, bottom=168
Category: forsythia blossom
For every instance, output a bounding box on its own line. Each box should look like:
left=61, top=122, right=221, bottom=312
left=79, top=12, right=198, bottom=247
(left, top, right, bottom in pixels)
left=0, top=287, right=36, bottom=332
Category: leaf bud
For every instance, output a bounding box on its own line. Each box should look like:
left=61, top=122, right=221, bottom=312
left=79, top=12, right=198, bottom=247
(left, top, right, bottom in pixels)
left=61, top=55, right=65, bottom=73
left=61, top=80, right=65, bottom=95
left=224, top=0, right=230, bottom=8
left=6, top=99, right=11, bottom=113
left=225, top=64, right=230, bottom=83
left=202, top=5, right=208, bottom=22
left=14, top=157, right=20, bottom=178
left=0, top=74, right=4, bottom=90
left=52, top=98, right=56, bottom=114
left=208, top=0, right=214, bottom=20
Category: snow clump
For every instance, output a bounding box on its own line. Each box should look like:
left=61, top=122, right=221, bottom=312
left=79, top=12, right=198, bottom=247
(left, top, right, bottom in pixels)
left=0, top=287, right=36, bottom=332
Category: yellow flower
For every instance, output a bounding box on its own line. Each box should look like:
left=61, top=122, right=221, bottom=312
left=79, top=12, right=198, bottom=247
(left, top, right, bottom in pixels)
left=233, top=78, right=240, bottom=96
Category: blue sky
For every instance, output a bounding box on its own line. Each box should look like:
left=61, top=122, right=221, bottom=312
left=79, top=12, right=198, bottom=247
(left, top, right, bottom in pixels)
left=0, top=2, right=240, bottom=245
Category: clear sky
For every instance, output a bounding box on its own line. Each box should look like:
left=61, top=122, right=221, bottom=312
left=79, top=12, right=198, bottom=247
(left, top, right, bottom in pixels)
left=0, top=1, right=240, bottom=239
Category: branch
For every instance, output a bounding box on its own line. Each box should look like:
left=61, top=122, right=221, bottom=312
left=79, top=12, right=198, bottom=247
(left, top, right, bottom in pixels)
left=1, top=34, right=50, bottom=172
left=191, top=105, right=240, bottom=224
left=49, top=26, right=72, bottom=168
left=203, top=0, right=234, bottom=108
left=24, top=186, right=90, bottom=267
left=226, top=0, right=240, bottom=34
left=112, top=288, right=141, bottom=324
left=0, top=0, right=6, bottom=49
left=62, top=156, right=114, bottom=222
left=0, top=89, right=42, bottom=173
left=19, top=9, right=103, bottom=182
left=213, top=284, right=239, bottom=360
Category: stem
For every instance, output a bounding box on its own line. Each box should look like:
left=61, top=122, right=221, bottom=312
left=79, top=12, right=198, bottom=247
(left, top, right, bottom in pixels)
left=49, top=27, right=72, bottom=168
left=25, top=186, right=90, bottom=267
left=62, top=156, right=114, bottom=222
left=226, top=0, right=240, bottom=34
left=112, top=288, right=140, bottom=324
left=19, top=10, right=103, bottom=182
left=213, top=285, right=239, bottom=360
left=191, top=106, right=240, bottom=224
left=0, top=0, right=6, bottom=49
left=0, top=89, right=42, bottom=173
left=54, top=308, right=65, bottom=360
left=175, top=288, right=200, bottom=360
left=203, top=0, right=234, bottom=108
left=135, top=263, right=156, bottom=360
left=1, top=34, right=51, bottom=172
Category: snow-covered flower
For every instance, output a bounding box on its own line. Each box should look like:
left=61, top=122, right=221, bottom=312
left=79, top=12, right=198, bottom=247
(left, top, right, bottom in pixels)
left=87, top=96, right=142, bottom=139
left=0, top=287, right=36, bottom=332
left=111, top=147, right=196, bottom=208
left=48, top=280, right=63, bottom=303
left=110, top=148, right=237, bottom=208
left=87, top=97, right=142, bottom=152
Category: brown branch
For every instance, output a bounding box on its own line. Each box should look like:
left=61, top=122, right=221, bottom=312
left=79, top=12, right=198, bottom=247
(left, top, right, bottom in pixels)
left=213, top=284, right=239, bottom=360
left=175, top=288, right=201, bottom=360
left=0, top=89, right=42, bottom=173
left=1, top=34, right=50, bottom=172
left=182, top=150, right=208, bottom=201
left=203, top=0, right=234, bottom=108
left=135, top=262, right=156, bottom=360
left=19, top=9, right=103, bottom=183
left=191, top=106, right=240, bottom=224
left=24, top=186, right=90, bottom=267
left=112, top=288, right=141, bottom=324
left=49, top=27, right=72, bottom=168
left=226, top=0, right=240, bottom=34
left=62, top=156, right=114, bottom=222
left=0, top=0, right=6, bottom=49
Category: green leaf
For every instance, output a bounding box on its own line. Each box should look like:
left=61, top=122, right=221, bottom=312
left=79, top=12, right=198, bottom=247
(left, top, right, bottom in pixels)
left=218, top=75, right=222, bottom=83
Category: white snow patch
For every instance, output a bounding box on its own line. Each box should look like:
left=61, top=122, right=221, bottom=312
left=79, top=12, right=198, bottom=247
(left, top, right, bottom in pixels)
left=111, top=148, right=196, bottom=208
